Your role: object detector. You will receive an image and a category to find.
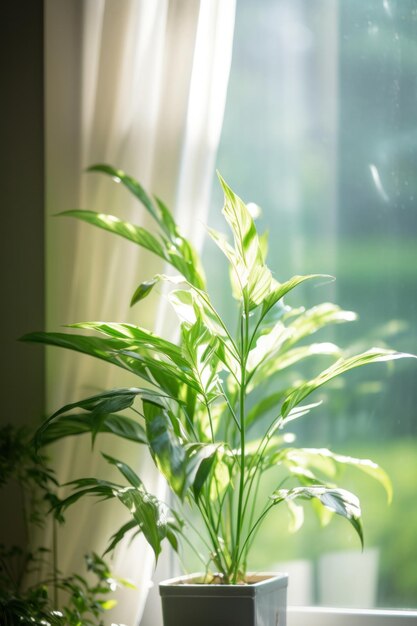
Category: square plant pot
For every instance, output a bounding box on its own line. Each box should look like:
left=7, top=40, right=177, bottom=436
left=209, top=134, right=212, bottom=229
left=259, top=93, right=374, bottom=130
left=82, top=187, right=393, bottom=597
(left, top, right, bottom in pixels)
left=159, top=572, right=288, bottom=626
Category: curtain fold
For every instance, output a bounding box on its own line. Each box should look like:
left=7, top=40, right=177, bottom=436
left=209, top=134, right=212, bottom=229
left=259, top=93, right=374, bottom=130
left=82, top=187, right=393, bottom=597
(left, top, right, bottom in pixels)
left=44, top=1, right=235, bottom=623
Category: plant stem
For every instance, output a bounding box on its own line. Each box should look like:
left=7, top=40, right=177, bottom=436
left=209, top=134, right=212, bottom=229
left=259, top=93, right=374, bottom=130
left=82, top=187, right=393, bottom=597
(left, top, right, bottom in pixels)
left=182, top=511, right=213, bottom=555
left=20, top=484, right=31, bottom=551
left=239, top=411, right=284, bottom=543
left=214, top=475, right=230, bottom=541
left=222, top=389, right=241, bottom=433
left=237, top=502, right=276, bottom=566
left=52, top=517, right=59, bottom=609
left=198, top=498, right=227, bottom=576
left=242, top=467, right=263, bottom=568
left=192, top=286, right=240, bottom=359
left=232, top=305, right=249, bottom=582
left=205, top=394, right=215, bottom=443
left=178, top=532, right=207, bottom=569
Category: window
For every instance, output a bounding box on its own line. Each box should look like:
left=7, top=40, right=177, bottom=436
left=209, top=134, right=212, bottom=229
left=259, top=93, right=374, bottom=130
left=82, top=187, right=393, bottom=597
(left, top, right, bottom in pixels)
left=203, top=0, right=417, bottom=616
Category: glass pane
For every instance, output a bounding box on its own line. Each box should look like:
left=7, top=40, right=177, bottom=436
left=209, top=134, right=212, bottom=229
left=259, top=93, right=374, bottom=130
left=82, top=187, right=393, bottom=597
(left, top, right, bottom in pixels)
left=203, top=0, right=417, bottom=610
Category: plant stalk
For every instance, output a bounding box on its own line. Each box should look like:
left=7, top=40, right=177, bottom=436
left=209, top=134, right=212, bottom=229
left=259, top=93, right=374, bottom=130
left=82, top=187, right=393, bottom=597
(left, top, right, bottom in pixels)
left=232, top=305, right=249, bottom=582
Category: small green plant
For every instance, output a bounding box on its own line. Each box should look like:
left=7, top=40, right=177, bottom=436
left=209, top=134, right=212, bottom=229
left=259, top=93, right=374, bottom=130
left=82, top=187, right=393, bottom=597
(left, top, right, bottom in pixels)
left=0, top=424, right=57, bottom=528
left=0, top=425, right=129, bottom=624
left=0, top=547, right=126, bottom=626
left=22, top=165, right=414, bottom=584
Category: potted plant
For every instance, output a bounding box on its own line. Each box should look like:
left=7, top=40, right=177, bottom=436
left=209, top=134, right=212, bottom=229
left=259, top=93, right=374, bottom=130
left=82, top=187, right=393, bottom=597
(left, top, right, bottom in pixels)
left=23, top=165, right=414, bottom=626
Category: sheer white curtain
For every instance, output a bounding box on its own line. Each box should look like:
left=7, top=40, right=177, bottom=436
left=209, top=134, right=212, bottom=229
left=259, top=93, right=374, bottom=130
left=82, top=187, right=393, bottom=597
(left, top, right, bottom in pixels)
left=44, top=1, right=235, bottom=623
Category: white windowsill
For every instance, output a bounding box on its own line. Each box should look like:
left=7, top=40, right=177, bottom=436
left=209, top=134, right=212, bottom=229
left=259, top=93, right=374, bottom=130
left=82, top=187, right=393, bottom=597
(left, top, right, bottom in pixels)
left=289, top=606, right=417, bottom=625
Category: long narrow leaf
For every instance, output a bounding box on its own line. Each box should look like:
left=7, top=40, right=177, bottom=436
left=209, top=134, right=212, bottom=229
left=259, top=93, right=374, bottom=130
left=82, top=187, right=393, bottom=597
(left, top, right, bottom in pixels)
left=59, top=210, right=167, bottom=258
left=144, top=400, right=187, bottom=498
left=218, top=174, right=273, bottom=309
left=32, top=387, right=145, bottom=446
left=104, top=519, right=138, bottom=555
left=185, top=443, right=221, bottom=499
left=283, top=448, right=392, bottom=503
left=248, top=342, right=341, bottom=390
left=69, top=321, right=189, bottom=368
left=87, top=164, right=161, bottom=225
left=59, top=474, right=166, bottom=561
left=38, top=412, right=147, bottom=447
left=282, top=348, right=415, bottom=418
left=272, top=485, right=363, bottom=547
left=116, top=349, right=200, bottom=393
left=23, top=331, right=197, bottom=398
left=21, top=331, right=141, bottom=374
left=87, top=165, right=206, bottom=289
left=284, top=303, right=357, bottom=348
left=261, top=275, right=334, bottom=319
left=102, top=453, right=143, bottom=489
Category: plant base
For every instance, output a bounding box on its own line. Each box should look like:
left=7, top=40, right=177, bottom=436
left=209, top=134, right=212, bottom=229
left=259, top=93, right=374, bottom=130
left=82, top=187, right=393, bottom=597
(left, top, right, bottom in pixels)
left=159, top=572, right=288, bottom=626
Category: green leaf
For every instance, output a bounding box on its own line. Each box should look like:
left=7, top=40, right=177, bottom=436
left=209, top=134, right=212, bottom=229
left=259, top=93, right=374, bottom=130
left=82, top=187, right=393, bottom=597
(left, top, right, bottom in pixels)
left=59, top=210, right=167, bottom=258
left=261, top=275, right=334, bottom=319
left=24, top=328, right=196, bottom=397
left=271, top=342, right=341, bottom=371
left=161, top=249, right=202, bottom=288
left=131, top=273, right=183, bottom=307
left=143, top=401, right=219, bottom=499
left=153, top=196, right=180, bottom=238
left=181, top=319, right=221, bottom=397
left=286, top=499, right=305, bottom=533
left=248, top=342, right=341, bottom=390
left=165, top=512, right=185, bottom=553
left=87, top=167, right=204, bottom=286
left=100, top=599, right=117, bottom=610
left=185, top=443, right=220, bottom=498
left=144, top=400, right=187, bottom=498
left=247, top=263, right=274, bottom=310
left=33, top=388, right=144, bottom=446
left=87, top=164, right=161, bottom=225
left=284, top=448, right=393, bottom=503
left=141, top=276, right=238, bottom=369
left=130, top=277, right=159, bottom=304
left=272, top=485, right=363, bottom=547
left=117, top=349, right=200, bottom=393
left=179, top=383, right=198, bottom=431
left=54, top=479, right=118, bottom=513
left=62, top=209, right=205, bottom=290
left=87, top=165, right=206, bottom=289
left=68, top=321, right=188, bottom=368
left=245, top=390, right=288, bottom=428
left=166, top=527, right=179, bottom=552
left=282, top=348, right=415, bottom=418
left=116, top=489, right=166, bottom=561
left=217, top=174, right=273, bottom=309
left=284, top=303, right=357, bottom=348
left=38, top=412, right=147, bottom=447
left=207, top=227, right=247, bottom=302
left=59, top=475, right=166, bottom=561
left=218, top=174, right=260, bottom=269
left=169, top=288, right=229, bottom=347
left=21, top=331, right=149, bottom=379
left=209, top=456, right=230, bottom=501
left=102, top=453, right=143, bottom=489
left=279, top=453, right=335, bottom=486
left=104, top=519, right=138, bottom=555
